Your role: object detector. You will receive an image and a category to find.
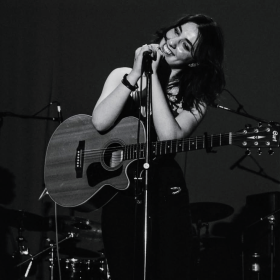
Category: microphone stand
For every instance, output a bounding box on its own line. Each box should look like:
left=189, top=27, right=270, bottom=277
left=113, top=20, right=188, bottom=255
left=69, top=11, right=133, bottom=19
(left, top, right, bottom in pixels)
left=0, top=112, right=59, bottom=122
left=141, top=53, right=153, bottom=280
left=0, top=102, right=63, bottom=200
left=0, top=100, right=62, bottom=123
left=212, top=104, right=280, bottom=126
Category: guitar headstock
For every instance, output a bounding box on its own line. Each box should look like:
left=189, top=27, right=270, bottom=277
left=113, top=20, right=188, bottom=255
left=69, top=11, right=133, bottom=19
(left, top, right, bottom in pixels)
left=233, top=124, right=280, bottom=154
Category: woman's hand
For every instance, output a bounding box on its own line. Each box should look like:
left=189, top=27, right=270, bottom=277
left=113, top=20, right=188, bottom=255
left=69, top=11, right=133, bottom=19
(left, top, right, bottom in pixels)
left=130, top=44, right=164, bottom=77
left=149, top=44, right=165, bottom=74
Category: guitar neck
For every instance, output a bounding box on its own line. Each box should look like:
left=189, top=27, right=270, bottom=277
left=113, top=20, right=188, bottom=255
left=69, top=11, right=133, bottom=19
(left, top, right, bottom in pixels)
left=123, top=132, right=232, bottom=160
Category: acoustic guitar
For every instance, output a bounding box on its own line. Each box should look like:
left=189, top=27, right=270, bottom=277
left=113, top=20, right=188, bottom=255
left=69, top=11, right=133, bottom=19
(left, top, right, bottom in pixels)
left=44, top=114, right=279, bottom=211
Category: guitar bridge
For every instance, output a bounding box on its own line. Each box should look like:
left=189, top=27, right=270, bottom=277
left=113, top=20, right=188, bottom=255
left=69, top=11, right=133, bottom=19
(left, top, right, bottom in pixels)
left=75, top=140, right=85, bottom=178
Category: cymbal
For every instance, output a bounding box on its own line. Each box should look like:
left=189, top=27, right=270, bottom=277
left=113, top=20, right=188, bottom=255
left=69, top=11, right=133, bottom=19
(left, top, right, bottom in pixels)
left=48, top=216, right=102, bottom=241
left=58, top=246, right=101, bottom=259
left=0, top=207, right=48, bottom=231
left=190, top=202, right=234, bottom=223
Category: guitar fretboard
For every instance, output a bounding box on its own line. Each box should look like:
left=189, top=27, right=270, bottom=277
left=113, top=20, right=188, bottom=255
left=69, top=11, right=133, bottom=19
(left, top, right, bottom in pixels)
left=123, top=133, right=232, bottom=160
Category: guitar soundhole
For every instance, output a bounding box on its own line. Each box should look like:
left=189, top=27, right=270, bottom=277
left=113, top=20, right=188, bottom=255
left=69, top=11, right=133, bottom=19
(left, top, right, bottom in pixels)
left=102, top=141, right=124, bottom=171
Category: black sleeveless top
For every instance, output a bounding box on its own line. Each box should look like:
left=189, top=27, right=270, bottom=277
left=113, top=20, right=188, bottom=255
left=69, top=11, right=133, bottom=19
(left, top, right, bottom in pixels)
left=119, top=81, right=183, bottom=127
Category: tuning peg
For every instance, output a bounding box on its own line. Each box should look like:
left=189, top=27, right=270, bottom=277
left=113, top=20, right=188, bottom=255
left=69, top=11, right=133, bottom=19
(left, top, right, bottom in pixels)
left=268, top=148, right=274, bottom=155
left=258, top=148, right=262, bottom=155
left=245, top=148, right=251, bottom=156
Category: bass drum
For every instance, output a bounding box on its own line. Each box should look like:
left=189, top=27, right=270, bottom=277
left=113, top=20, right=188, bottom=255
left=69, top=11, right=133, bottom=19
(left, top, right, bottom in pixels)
left=52, top=258, right=109, bottom=280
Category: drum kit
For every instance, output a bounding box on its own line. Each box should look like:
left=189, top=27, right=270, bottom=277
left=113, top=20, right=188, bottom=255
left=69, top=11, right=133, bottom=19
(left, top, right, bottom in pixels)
left=2, top=202, right=235, bottom=280
left=0, top=207, right=109, bottom=280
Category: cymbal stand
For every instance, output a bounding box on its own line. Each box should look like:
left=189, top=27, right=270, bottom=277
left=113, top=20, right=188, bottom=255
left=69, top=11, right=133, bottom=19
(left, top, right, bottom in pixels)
left=193, top=221, right=209, bottom=280
left=12, top=225, right=33, bottom=279
left=15, top=225, right=29, bottom=257
left=268, top=215, right=275, bottom=280
left=16, top=232, right=76, bottom=277
left=48, top=239, right=55, bottom=280
left=241, top=209, right=280, bottom=280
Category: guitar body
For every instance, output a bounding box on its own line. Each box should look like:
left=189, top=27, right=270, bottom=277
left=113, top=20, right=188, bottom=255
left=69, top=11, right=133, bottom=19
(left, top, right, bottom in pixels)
left=44, top=114, right=146, bottom=211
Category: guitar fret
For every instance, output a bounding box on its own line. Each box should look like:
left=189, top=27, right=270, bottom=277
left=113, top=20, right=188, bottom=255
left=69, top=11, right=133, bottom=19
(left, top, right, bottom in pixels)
left=138, top=127, right=265, bottom=157
left=127, top=145, right=130, bottom=160
left=126, top=132, right=235, bottom=161
left=132, top=144, right=135, bottom=160
left=126, top=145, right=129, bottom=160
left=136, top=144, right=140, bottom=159
left=132, top=144, right=136, bottom=160
left=124, top=146, right=127, bottom=160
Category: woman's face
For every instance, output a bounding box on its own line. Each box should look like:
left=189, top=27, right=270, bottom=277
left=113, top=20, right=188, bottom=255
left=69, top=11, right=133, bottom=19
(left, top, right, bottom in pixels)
left=159, top=22, right=199, bottom=69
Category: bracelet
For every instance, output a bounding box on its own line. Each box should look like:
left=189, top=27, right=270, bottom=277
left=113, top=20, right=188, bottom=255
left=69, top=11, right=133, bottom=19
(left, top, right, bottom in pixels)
left=121, top=74, right=138, bottom=91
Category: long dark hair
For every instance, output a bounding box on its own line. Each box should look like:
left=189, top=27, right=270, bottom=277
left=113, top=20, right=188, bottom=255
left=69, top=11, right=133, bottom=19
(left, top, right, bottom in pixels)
left=154, top=14, right=225, bottom=114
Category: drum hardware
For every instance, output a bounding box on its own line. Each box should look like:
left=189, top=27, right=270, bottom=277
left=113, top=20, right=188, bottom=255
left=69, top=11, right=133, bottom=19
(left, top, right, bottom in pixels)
left=47, top=215, right=102, bottom=241
left=190, top=202, right=234, bottom=280
left=48, top=239, right=55, bottom=280
left=16, top=233, right=76, bottom=279
left=2, top=208, right=48, bottom=278
left=241, top=208, right=280, bottom=280
left=12, top=229, right=34, bottom=278
left=1, top=207, right=104, bottom=278
left=191, top=202, right=233, bottom=256
left=50, top=257, right=110, bottom=280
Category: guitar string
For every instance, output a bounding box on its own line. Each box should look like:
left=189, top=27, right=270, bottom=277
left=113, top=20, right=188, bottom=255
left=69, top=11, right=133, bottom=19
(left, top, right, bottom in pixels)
left=81, top=132, right=263, bottom=158
left=81, top=134, right=232, bottom=154
left=79, top=131, right=264, bottom=160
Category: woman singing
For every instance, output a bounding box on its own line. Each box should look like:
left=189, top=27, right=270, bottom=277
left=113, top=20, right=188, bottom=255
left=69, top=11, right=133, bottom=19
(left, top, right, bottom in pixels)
left=92, top=13, right=225, bottom=280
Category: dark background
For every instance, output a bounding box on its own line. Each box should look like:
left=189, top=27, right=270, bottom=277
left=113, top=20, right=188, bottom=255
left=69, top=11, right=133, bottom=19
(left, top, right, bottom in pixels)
left=1, top=0, right=280, bottom=279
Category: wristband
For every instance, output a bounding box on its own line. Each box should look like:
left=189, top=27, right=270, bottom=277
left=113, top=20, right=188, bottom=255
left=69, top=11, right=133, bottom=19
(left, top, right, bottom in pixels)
left=121, top=74, right=138, bottom=91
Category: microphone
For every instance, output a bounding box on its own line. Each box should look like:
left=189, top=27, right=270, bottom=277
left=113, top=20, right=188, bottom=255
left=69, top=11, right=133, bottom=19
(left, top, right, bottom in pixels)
left=143, top=51, right=156, bottom=61
left=143, top=51, right=151, bottom=57
left=142, top=51, right=154, bottom=75
left=211, top=104, right=231, bottom=111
